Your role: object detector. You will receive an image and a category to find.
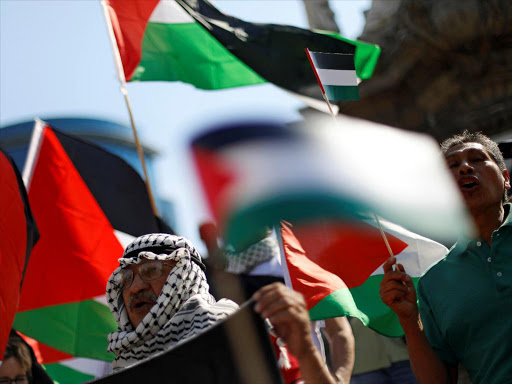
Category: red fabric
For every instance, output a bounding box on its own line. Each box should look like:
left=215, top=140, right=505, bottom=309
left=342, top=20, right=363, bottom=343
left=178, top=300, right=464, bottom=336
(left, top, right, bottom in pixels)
left=20, top=332, right=72, bottom=364
left=106, top=0, right=159, bottom=80
left=192, top=148, right=237, bottom=223
left=281, top=220, right=407, bottom=309
left=0, top=152, right=27, bottom=359
left=18, top=126, right=123, bottom=311
left=269, top=334, right=303, bottom=384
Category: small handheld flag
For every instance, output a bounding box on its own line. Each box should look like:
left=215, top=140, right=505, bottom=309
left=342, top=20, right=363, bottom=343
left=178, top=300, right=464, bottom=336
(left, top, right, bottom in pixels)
left=306, top=49, right=359, bottom=102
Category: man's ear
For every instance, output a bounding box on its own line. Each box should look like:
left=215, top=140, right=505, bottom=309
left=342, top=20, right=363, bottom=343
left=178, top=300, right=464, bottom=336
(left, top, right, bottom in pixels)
left=503, top=170, right=511, bottom=190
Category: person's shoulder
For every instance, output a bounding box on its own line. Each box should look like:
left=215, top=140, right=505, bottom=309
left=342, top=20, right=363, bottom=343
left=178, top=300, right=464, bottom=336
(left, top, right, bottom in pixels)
left=419, top=243, right=459, bottom=284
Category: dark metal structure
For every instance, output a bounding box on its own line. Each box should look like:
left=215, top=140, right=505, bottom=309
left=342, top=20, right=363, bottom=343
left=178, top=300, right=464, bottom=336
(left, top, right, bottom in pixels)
left=337, top=0, right=512, bottom=141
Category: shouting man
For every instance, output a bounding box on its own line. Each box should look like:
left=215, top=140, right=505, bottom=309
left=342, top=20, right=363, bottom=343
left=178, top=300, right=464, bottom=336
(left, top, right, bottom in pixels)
left=380, top=131, right=511, bottom=383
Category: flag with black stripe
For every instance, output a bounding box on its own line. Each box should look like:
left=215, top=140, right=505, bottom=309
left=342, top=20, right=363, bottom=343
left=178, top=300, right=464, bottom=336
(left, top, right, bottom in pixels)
left=306, top=50, right=359, bottom=101
left=13, top=120, right=173, bottom=382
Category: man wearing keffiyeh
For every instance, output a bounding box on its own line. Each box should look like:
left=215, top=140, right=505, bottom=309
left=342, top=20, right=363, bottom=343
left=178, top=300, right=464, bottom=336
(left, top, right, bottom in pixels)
left=105, top=233, right=238, bottom=370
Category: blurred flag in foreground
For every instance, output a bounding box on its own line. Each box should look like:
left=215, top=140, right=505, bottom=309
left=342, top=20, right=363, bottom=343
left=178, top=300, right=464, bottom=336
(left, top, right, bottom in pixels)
left=306, top=50, right=359, bottom=101
left=103, top=0, right=379, bottom=103
left=14, top=120, right=171, bottom=382
left=279, top=218, right=448, bottom=337
left=191, top=116, right=472, bottom=251
left=0, top=149, right=39, bottom=359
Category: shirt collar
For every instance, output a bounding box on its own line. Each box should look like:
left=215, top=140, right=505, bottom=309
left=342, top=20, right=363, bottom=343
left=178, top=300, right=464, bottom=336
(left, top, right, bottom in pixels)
left=502, top=203, right=511, bottom=227
left=451, top=203, right=511, bottom=254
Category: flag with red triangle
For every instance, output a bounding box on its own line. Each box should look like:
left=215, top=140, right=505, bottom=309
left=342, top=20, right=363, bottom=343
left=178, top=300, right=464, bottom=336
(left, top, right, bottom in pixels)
left=279, top=218, right=448, bottom=337
left=13, top=120, right=173, bottom=382
left=190, top=118, right=470, bottom=252
left=0, top=149, right=39, bottom=359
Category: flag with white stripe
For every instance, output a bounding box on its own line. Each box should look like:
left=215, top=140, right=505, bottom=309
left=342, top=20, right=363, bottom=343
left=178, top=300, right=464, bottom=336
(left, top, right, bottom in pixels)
left=14, top=121, right=172, bottom=383
left=306, top=49, right=359, bottom=101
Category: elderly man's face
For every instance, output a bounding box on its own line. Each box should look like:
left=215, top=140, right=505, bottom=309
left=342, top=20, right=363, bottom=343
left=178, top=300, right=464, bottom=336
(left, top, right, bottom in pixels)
left=445, top=142, right=510, bottom=213
left=121, top=259, right=177, bottom=328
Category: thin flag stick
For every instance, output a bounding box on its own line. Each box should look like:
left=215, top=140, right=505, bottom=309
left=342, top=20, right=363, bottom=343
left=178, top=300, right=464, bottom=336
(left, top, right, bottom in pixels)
left=306, top=48, right=395, bottom=263
left=305, top=49, right=338, bottom=121
left=373, top=213, right=395, bottom=259
left=100, top=0, right=159, bottom=216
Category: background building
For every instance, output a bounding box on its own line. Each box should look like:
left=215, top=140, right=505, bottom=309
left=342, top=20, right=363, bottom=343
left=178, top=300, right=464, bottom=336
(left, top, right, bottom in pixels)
left=0, top=117, right=176, bottom=230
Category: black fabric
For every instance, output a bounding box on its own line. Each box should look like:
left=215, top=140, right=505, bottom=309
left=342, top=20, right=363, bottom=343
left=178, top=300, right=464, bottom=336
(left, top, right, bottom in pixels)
left=238, top=275, right=285, bottom=299
left=88, top=303, right=283, bottom=384
left=309, top=51, right=355, bottom=70
left=192, top=122, right=298, bottom=152
left=51, top=129, right=174, bottom=236
left=9, top=330, right=53, bottom=384
left=176, top=0, right=357, bottom=101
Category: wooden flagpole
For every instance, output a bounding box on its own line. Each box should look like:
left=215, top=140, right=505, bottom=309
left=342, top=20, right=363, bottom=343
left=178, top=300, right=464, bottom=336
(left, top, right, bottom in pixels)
left=101, top=0, right=159, bottom=216
left=305, top=48, right=394, bottom=261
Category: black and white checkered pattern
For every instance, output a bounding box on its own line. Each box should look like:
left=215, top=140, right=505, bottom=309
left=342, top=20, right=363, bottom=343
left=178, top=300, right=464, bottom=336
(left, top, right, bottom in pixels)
left=106, top=234, right=238, bottom=369
left=225, top=236, right=280, bottom=274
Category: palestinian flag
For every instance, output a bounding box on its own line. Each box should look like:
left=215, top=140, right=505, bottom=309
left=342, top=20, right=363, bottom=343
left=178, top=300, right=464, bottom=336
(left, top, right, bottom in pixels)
left=21, top=333, right=109, bottom=383
left=279, top=219, right=448, bottom=337
left=306, top=50, right=359, bottom=101
left=0, top=149, right=39, bottom=359
left=104, top=0, right=380, bottom=100
left=14, top=120, right=172, bottom=382
left=190, top=116, right=471, bottom=251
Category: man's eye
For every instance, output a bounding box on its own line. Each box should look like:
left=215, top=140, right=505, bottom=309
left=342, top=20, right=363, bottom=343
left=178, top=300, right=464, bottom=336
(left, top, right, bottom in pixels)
left=143, top=265, right=160, bottom=275
left=448, top=162, right=458, bottom=168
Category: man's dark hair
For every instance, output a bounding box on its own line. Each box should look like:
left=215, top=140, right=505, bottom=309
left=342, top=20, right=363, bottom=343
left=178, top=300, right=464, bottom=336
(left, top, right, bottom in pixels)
left=441, top=130, right=509, bottom=202
left=441, top=131, right=507, bottom=171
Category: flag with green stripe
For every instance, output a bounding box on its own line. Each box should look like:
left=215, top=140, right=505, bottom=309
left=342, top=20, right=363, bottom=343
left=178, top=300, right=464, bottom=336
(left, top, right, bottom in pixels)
left=105, top=0, right=380, bottom=100
left=306, top=50, right=359, bottom=101
left=20, top=332, right=109, bottom=384
left=279, top=218, right=448, bottom=337
left=14, top=121, right=172, bottom=383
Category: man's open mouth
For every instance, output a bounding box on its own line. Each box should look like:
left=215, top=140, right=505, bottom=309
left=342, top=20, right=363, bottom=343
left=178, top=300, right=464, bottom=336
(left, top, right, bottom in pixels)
left=458, top=177, right=479, bottom=191
left=461, top=181, right=478, bottom=189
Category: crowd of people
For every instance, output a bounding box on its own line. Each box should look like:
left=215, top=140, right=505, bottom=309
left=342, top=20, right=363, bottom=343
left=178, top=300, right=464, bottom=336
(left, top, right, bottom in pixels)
left=2, top=131, right=510, bottom=384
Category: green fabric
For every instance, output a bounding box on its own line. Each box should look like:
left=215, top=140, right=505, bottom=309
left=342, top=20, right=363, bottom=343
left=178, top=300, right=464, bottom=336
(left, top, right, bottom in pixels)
left=418, top=204, right=512, bottom=384
left=131, top=24, right=380, bottom=89
left=43, top=363, right=95, bottom=384
left=350, top=318, right=410, bottom=375
left=309, top=275, right=421, bottom=337
left=225, top=192, right=369, bottom=251
left=131, top=21, right=265, bottom=88
left=14, top=300, right=116, bottom=361
left=324, top=85, right=359, bottom=101
left=315, top=30, right=381, bottom=80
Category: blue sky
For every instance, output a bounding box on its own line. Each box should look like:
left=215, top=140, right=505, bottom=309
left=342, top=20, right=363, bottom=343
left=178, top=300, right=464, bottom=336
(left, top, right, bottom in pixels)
left=0, top=0, right=370, bottom=251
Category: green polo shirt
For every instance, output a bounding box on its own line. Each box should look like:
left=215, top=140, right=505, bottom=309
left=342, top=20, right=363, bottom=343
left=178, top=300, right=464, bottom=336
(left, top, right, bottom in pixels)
left=418, top=204, right=512, bottom=384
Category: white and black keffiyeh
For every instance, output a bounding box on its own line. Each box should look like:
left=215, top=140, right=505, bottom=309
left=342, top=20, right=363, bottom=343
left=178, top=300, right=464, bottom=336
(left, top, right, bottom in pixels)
left=106, top=234, right=238, bottom=370
left=225, top=236, right=280, bottom=274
